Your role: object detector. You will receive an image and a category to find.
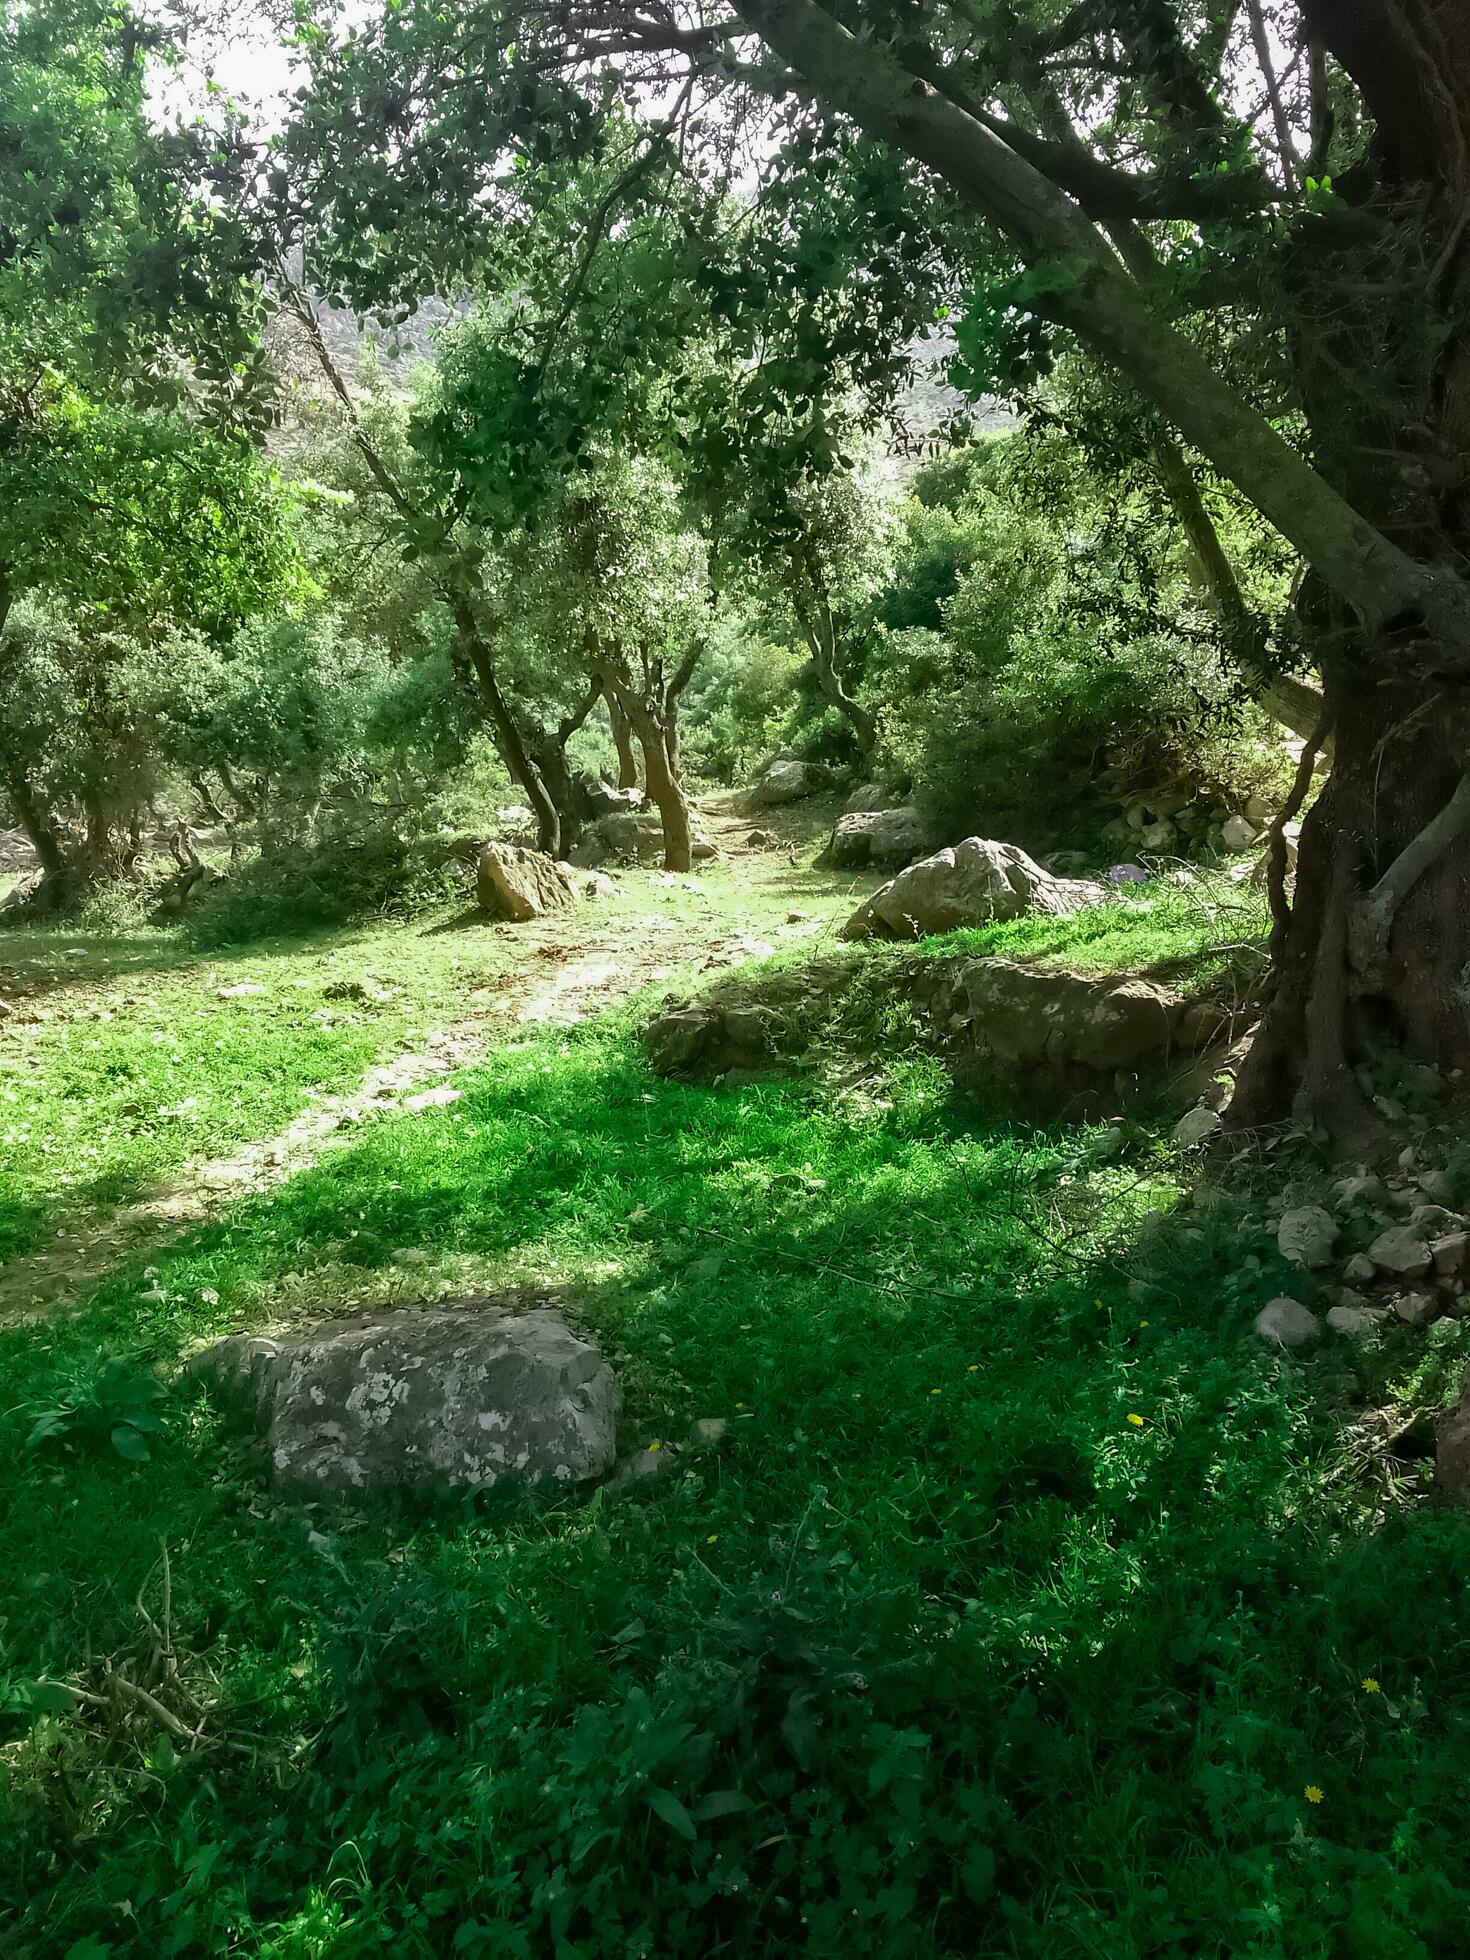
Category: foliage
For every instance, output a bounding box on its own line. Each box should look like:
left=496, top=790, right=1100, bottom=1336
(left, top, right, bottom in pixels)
left=869, top=436, right=1292, bottom=841
left=678, top=620, right=806, bottom=784
left=186, top=821, right=468, bottom=946
left=2, top=880, right=1470, bottom=1953
left=25, top=1358, right=166, bottom=1463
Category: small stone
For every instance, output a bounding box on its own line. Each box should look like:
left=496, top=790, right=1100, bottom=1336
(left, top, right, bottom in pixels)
left=1397, top=1146, right=1419, bottom=1171
left=199, top=1287, right=220, bottom=1305
left=1342, top=1252, right=1378, bottom=1285
left=1393, top=1289, right=1439, bottom=1327
left=1244, top=792, right=1273, bottom=826
left=1432, top=1232, right=1470, bottom=1276
left=1174, top=1106, right=1223, bottom=1148
left=217, top=982, right=266, bottom=999
left=1417, top=1169, right=1454, bottom=1203
left=1327, top=1303, right=1381, bottom=1337
left=1221, top=815, right=1258, bottom=852
left=1254, top=1298, right=1321, bottom=1349
left=1277, top=1205, right=1337, bottom=1270
left=1334, top=1172, right=1383, bottom=1207
left=402, top=1085, right=463, bottom=1113
left=1107, top=862, right=1150, bottom=885
left=687, top=1417, right=727, bottom=1447
left=1368, top=1225, right=1434, bottom=1278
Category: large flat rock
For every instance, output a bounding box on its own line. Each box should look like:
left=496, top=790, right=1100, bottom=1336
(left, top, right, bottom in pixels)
left=195, top=1301, right=618, bottom=1497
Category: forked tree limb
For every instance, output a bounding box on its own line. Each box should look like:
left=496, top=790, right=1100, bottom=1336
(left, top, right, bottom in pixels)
left=1266, top=713, right=1333, bottom=960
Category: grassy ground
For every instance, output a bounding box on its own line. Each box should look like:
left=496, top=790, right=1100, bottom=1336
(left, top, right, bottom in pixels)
left=4, top=839, right=1470, bottom=1958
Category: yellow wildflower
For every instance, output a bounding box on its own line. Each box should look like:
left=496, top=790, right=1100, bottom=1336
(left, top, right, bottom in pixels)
left=1362, top=1677, right=1381, bottom=1694
left=1305, top=1785, right=1324, bottom=1805
left=1126, top=1413, right=1145, bottom=1427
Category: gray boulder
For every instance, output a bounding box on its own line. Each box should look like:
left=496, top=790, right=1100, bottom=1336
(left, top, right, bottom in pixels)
left=578, top=812, right=716, bottom=864
left=1367, top=1223, right=1436, bottom=1280
left=843, top=837, right=1109, bottom=942
left=478, top=843, right=574, bottom=922
left=1174, top=1105, right=1224, bottom=1147
left=1221, top=814, right=1259, bottom=852
left=1277, top=1205, right=1338, bottom=1270
left=582, top=780, right=644, bottom=819
left=749, top=759, right=813, bottom=807
left=1254, top=1298, right=1322, bottom=1349
left=194, top=1302, right=618, bottom=1497
left=828, top=806, right=938, bottom=871
left=843, top=783, right=889, bottom=816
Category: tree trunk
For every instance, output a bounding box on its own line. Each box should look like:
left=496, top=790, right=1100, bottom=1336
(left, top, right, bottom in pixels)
left=607, top=689, right=639, bottom=790
left=616, top=688, right=693, bottom=871
left=449, top=589, right=564, bottom=857
left=1230, top=664, right=1470, bottom=1132
left=529, top=685, right=600, bottom=856
left=639, top=724, right=694, bottom=872
left=790, top=550, right=878, bottom=761
left=6, top=768, right=71, bottom=904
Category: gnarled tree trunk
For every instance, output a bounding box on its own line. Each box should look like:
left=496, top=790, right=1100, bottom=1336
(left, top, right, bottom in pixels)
left=606, top=688, right=639, bottom=790
left=1232, top=668, right=1470, bottom=1132
left=636, top=718, right=694, bottom=872
left=449, top=589, right=564, bottom=858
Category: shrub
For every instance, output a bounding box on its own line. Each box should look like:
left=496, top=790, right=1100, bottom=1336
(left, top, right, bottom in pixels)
left=187, top=821, right=467, bottom=945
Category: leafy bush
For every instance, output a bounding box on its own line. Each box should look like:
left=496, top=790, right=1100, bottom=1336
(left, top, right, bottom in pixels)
left=868, top=440, right=1293, bottom=846
left=677, top=619, right=805, bottom=785
left=187, top=821, right=467, bottom=945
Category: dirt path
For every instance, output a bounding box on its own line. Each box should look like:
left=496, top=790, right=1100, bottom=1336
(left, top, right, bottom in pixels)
left=0, top=796, right=858, bottom=1321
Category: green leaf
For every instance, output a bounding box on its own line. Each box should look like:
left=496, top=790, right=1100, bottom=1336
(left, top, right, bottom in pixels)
left=691, top=1789, right=757, bottom=1823
left=645, top=1786, right=697, bottom=1841
left=5, top=1679, right=77, bottom=1715
left=111, top=1424, right=151, bottom=1462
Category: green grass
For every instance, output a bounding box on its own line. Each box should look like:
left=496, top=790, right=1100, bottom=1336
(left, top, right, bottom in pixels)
left=0, top=841, right=868, bottom=1271
left=4, top=990, right=1470, bottom=1957
left=0, top=917, right=518, bottom=1265
left=923, top=873, right=1272, bottom=995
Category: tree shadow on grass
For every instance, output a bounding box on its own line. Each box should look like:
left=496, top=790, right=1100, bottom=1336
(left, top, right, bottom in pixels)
left=6, top=1028, right=1470, bottom=1953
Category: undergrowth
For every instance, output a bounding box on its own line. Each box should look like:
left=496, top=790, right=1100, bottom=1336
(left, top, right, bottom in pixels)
left=3, top=1005, right=1470, bottom=1957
